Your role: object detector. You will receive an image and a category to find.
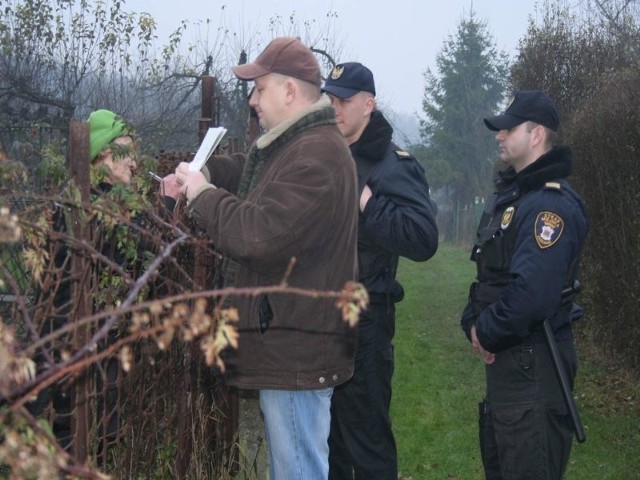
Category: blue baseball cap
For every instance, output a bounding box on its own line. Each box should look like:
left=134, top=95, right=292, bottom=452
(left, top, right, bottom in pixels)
left=484, top=90, right=560, bottom=132
left=322, top=62, right=376, bottom=99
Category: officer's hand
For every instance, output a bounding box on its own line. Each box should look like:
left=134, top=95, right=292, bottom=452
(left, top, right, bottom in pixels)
left=360, top=184, right=373, bottom=212
left=471, top=325, right=495, bottom=365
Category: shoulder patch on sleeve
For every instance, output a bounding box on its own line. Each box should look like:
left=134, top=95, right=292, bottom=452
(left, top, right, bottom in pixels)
left=395, top=150, right=411, bottom=157
left=545, top=181, right=561, bottom=190
left=534, top=211, right=564, bottom=249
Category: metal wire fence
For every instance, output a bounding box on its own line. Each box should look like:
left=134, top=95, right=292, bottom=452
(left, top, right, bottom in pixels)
left=1, top=173, right=239, bottom=479
left=0, top=77, right=246, bottom=479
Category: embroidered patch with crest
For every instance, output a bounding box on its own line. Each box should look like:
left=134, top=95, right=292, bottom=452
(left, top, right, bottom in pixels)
left=501, top=206, right=515, bottom=229
left=331, top=65, right=345, bottom=80
left=534, top=211, right=564, bottom=248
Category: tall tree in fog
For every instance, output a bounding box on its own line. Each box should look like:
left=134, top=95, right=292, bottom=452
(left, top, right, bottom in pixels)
left=419, top=9, right=509, bottom=208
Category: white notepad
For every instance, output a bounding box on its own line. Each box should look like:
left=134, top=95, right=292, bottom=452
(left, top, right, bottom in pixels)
left=188, top=127, right=228, bottom=172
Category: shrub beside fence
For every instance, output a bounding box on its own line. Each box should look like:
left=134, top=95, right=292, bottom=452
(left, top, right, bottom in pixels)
left=568, top=67, right=640, bottom=372
left=0, top=76, right=252, bottom=478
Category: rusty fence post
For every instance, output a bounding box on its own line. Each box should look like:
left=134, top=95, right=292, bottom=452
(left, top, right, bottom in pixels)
left=177, top=74, right=242, bottom=478
left=67, top=120, right=92, bottom=463
left=199, top=75, right=216, bottom=141
left=176, top=75, right=216, bottom=479
left=201, top=74, right=240, bottom=476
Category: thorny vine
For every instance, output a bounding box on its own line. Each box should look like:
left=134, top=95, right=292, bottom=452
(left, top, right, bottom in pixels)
left=0, top=175, right=368, bottom=478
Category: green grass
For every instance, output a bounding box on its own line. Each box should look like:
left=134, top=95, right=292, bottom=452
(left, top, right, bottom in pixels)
left=392, top=244, right=640, bottom=480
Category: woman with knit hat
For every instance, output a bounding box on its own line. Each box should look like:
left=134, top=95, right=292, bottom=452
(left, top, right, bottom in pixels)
left=87, top=109, right=137, bottom=185
left=28, top=109, right=142, bottom=453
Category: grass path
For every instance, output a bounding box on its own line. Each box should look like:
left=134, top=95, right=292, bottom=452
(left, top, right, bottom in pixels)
left=392, top=244, right=640, bottom=480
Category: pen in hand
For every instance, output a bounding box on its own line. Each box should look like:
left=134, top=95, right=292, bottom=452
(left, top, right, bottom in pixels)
left=148, top=171, right=162, bottom=182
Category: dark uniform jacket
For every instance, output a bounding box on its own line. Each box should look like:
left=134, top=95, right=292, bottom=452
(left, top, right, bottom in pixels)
left=353, top=111, right=438, bottom=302
left=461, top=145, right=589, bottom=353
left=189, top=97, right=359, bottom=390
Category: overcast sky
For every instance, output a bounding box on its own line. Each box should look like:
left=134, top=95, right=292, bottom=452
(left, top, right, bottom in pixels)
left=125, top=0, right=544, bottom=116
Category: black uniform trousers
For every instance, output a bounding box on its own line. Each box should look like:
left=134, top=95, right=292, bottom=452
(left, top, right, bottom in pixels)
left=479, top=339, right=577, bottom=480
left=328, top=297, right=397, bottom=480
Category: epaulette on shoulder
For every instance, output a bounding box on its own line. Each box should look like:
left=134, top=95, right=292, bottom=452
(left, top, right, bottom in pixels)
left=544, top=181, right=562, bottom=190
left=394, top=150, right=411, bottom=158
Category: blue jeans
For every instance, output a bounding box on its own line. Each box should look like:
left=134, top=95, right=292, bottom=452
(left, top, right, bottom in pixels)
left=259, top=388, right=333, bottom=480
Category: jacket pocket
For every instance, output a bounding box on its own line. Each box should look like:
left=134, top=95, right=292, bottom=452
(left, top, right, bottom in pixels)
left=491, top=403, right=544, bottom=478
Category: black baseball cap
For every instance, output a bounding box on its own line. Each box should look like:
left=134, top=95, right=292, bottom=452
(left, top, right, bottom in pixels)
left=322, top=62, right=376, bottom=99
left=484, top=90, right=560, bottom=132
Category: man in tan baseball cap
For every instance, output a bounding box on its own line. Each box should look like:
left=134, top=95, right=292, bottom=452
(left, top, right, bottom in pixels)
left=170, top=37, right=359, bottom=480
left=223, top=36, right=323, bottom=132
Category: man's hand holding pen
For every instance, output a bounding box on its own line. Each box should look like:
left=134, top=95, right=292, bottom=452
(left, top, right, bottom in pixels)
left=173, top=162, right=209, bottom=202
left=150, top=162, right=211, bottom=204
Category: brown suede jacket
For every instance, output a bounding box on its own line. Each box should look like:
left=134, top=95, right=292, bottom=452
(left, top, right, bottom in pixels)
left=189, top=96, right=359, bottom=390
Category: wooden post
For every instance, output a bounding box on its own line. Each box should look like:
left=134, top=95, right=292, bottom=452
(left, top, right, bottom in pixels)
left=175, top=75, right=241, bottom=477
left=228, top=137, right=238, bottom=154
left=67, top=120, right=92, bottom=463
left=201, top=73, right=240, bottom=476
left=199, top=76, right=216, bottom=141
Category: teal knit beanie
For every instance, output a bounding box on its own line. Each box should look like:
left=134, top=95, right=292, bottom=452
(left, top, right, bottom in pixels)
left=87, top=109, right=132, bottom=161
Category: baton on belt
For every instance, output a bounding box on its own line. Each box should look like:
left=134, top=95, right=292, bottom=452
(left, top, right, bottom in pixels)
left=543, top=280, right=586, bottom=443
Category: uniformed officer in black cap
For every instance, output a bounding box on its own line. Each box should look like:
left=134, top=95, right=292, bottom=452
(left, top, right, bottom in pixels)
left=461, top=90, right=589, bottom=479
left=322, top=62, right=439, bottom=480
